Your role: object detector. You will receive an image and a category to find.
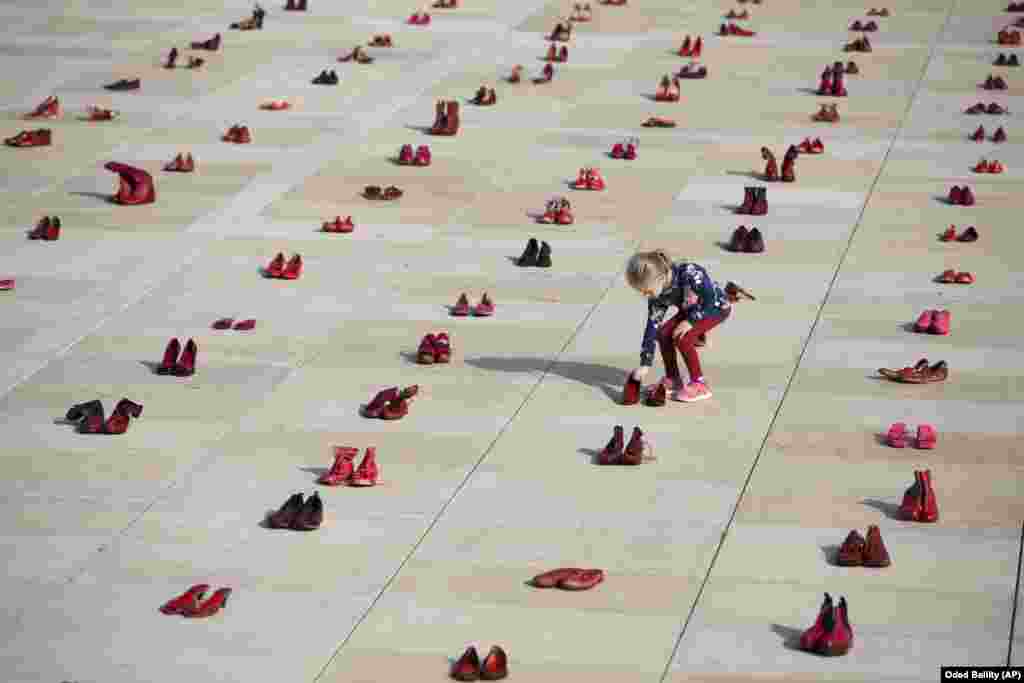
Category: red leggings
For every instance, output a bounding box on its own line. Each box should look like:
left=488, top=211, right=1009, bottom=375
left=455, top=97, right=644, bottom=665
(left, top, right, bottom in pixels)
left=656, top=312, right=729, bottom=381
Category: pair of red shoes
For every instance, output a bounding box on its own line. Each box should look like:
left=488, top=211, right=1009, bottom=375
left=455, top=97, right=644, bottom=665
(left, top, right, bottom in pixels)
left=936, top=269, right=973, bottom=284
left=913, top=309, right=951, bottom=335
left=836, top=525, right=890, bottom=566
left=610, top=138, right=638, bottom=159
left=797, top=137, right=825, bottom=154
left=737, top=186, right=768, bottom=215
left=67, top=398, right=144, bottom=435
left=886, top=422, right=936, bottom=449
left=25, top=95, right=60, bottom=119
left=947, top=185, right=975, bottom=205
left=598, top=425, right=648, bottom=465
left=85, top=106, right=117, bottom=121
left=5, top=129, right=51, bottom=147
left=969, top=125, right=1007, bottom=142
left=212, top=317, right=256, bottom=330
left=972, top=158, right=1004, bottom=173
left=190, top=33, right=221, bottom=50
left=264, top=253, right=302, bottom=279
left=164, top=152, right=195, bottom=172
left=398, top=144, right=431, bottom=166
left=223, top=124, right=252, bottom=143
left=678, top=35, right=703, bottom=56
left=998, top=28, right=1022, bottom=45
left=452, top=293, right=494, bottom=316
left=160, top=585, right=232, bottom=618
left=571, top=168, right=606, bottom=190
left=719, top=22, right=756, bottom=37
left=900, top=470, right=939, bottom=522
left=322, top=215, right=354, bottom=233
left=939, top=225, right=978, bottom=242
left=655, top=75, right=680, bottom=101
left=800, top=594, right=853, bottom=656
left=812, top=104, right=840, bottom=122
left=318, top=446, right=379, bottom=486
left=417, top=332, right=452, bottom=364
left=982, top=74, right=1009, bottom=90
left=363, top=385, right=418, bottom=420
left=158, top=338, right=198, bottom=376
left=451, top=645, right=508, bottom=681
left=28, top=216, right=61, bottom=240
left=965, top=102, right=1008, bottom=114
left=408, top=11, right=431, bottom=24
left=531, top=567, right=605, bottom=590
left=539, top=198, right=573, bottom=224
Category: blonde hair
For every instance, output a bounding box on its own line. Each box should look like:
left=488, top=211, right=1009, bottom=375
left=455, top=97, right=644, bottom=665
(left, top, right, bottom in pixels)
left=625, top=249, right=674, bottom=292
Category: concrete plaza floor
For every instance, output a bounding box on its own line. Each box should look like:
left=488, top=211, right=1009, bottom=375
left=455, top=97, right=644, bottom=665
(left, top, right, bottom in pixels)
left=0, top=0, right=1022, bottom=681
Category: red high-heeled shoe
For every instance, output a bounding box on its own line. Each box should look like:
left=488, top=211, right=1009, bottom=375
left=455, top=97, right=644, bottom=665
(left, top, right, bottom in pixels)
left=451, top=646, right=481, bottom=681
left=350, top=447, right=379, bottom=486
left=899, top=471, right=923, bottom=521
left=282, top=254, right=302, bottom=280
left=101, top=398, right=143, bottom=435
left=819, top=596, right=852, bottom=656
left=184, top=587, right=232, bottom=618
left=480, top=645, right=509, bottom=680
left=157, top=338, right=181, bottom=375
left=174, top=338, right=197, bottom=376
left=160, top=584, right=209, bottom=615
left=918, top=469, right=939, bottom=522
left=265, top=252, right=285, bottom=277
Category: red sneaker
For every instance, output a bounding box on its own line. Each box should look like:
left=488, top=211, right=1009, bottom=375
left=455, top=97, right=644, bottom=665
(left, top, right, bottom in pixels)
left=350, top=447, right=379, bottom=486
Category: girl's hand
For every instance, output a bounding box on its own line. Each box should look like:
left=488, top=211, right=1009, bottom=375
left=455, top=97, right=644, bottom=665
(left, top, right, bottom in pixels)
left=672, top=320, right=691, bottom=342
left=632, top=366, right=649, bottom=381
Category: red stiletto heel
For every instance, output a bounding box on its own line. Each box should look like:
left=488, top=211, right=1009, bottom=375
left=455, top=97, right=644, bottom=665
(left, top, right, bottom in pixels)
left=160, top=584, right=209, bottom=615
left=185, top=587, right=232, bottom=618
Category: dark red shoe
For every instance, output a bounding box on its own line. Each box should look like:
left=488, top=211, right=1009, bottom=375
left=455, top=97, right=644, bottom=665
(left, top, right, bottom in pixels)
left=29, top=216, right=60, bottom=240
left=480, top=645, right=508, bottom=680
left=621, top=426, right=644, bottom=465
left=319, top=446, right=358, bottom=485
left=819, top=596, right=852, bottom=656
left=105, top=162, right=155, bottom=205
left=958, top=226, right=979, bottom=242
left=160, top=584, right=209, bottom=615
left=433, top=332, right=452, bottom=363
left=451, top=293, right=471, bottom=316
left=102, top=398, right=142, bottom=435
left=799, top=593, right=833, bottom=653
left=380, top=398, right=408, bottom=420
left=157, top=338, right=181, bottom=374
left=645, top=382, right=667, bottom=406
left=398, top=144, right=414, bottom=164
left=899, top=470, right=923, bottom=521
left=622, top=374, right=641, bottom=405
left=233, top=318, right=256, bottom=330
left=184, top=587, right=231, bottom=618
left=291, top=491, right=323, bottom=530
left=473, top=292, right=495, bottom=316
left=350, top=447, right=379, bottom=486
left=970, top=125, right=985, bottom=141
left=174, top=338, right=197, bottom=376
left=282, top=254, right=302, bottom=279
left=993, top=126, right=1007, bottom=142
left=961, top=186, right=975, bottom=205
left=598, top=425, right=624, bottom=465
left=558, top=568, right=604, bottom=590
left=363, top=387, right=399, bottom=418
left=863, top=525, right=891, bottom=567
left=268, top=493, right=304, bottom=528
left=451, top=646, right=481, bottom=681
left=265, top=252, right=286, bottom=277
left=531, top=567, right=583, bottom=588
left=728, top=225, right=749, bottom=252
left=417, top=334, right=437, bottom=364
left=737, top=187, right=755, bottom=214
left=948, top=186, right=963, bottom=204
left=836, top=529, right=865, bottom=566
left=919, top=469, right=939, bottom=523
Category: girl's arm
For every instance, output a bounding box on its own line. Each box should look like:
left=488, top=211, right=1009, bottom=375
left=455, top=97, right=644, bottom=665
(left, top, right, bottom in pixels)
left=681, top=265, right=719, bottom=322
left=640, top=298, right=670, bottom=366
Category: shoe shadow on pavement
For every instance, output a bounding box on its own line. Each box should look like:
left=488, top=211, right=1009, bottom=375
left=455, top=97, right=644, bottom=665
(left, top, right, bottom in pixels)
left=577, top=447, right=603, bottom=464
left=299, top=466, right=328, bottom=479
left=820, top=544, right=840, bottom=565
left=403, top=124, right=434, bottom=135
left=860, top=498, right=903, bottom=519
left=725, top=170, right=763, bottom=180
left=69, top=191, right=115, bottom=203
left=770, top=624, right=805, bottom=651
left=465, top=357, right=623, bottom=402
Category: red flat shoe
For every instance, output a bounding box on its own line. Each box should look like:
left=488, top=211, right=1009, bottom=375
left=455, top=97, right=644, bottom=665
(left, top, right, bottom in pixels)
left=939, top=225, right=956, bottom=241
left=954, top=271, right=974, bottom=284
left=916, top=424, right=936, bottom=449
left=233, top=319, right=256, bottom=330
left=451, top=646, right=481, bottom=681
left=282, top=254, right=302, bottom=280
left=319, top=446, right=359, bottom=485
left=349, top=447, right=379, bottom=486
left=265, top=252, right=285, bottom=277
left=473, top=292, right=495, bottom=316
left=558, top=568, right=604, bottom=590
left=160, top=584, right=210, bottom=615
left=886, top=422, right=907, bottom=448
left=417, top=333, right=437, bottom=364
left=937, top=269, right=957, bottom=284
left=531, top=567, right=583, bottom=588
left=157, top=338, right=181, bottom=374
left=913, top=309, right=934, bottom=333
left=174, top=338, right=198, bottom=376
left=451, top=293, right=471, bottom=316
left=480, top=645, right=508, bottom=681
left=929, top=309, right=951, bottom=335
left=433, top=332, right=452, bottom=363
left=363, top=387, right=398, bottom=418
left=184, top=587, right=231, bottom=618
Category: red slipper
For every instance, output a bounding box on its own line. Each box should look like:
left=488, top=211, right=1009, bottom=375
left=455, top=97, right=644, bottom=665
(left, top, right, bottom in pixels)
left=212, top=318, right=234, bottom=329
left=916, top=424, right=936, bottom=449
left=886, top=422, right=907, bottom=448
left=929, top=309, right=951, bottom=335
left=558, top=568, right=605, bottom=590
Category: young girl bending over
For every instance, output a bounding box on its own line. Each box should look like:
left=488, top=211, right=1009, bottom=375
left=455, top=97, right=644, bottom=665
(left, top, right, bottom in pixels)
left=625, top=250, right=731, bottom=402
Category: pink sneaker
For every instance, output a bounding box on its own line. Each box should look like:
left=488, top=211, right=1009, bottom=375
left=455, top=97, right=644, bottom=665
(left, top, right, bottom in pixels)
left=673, top=381, right=712, bottom=403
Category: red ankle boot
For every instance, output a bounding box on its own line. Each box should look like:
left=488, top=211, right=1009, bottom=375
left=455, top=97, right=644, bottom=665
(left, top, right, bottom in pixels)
left=160, top=584, right=209, bottom=615
left=174, top=338, right=197, bottom=376
left=899, top=470, right=923, bottom=520
left=918, top=469, right=939, bottom=522
left=451, top=646, right=481, bottom=681
left=157, top=338, right=181, bottom=375
left=598, top=425, right=624, bottom=465
left=398, top=144, right=414, bottom=164
left=800, top=593, right=833, bottom=653
left=319, top=446, right=358, bottom=485
left=282, top=254, right=302, bottom=279
left=960, top=186, right=975, bottom=205
left=185, top=587, right=231, bottom=618
left=819, top=596, right=852, bottom=656
left=350, top=447, right=379, bottom=486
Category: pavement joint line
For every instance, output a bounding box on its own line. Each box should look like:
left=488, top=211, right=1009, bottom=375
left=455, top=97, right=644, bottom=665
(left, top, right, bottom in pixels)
left=1008, top=520, right=1024, bottom=665
left=657, top=0, right=961, bottom=678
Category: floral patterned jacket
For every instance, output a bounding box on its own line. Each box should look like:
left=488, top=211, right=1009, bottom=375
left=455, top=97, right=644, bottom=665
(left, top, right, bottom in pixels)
left=640, top=262, right=731, bottom=367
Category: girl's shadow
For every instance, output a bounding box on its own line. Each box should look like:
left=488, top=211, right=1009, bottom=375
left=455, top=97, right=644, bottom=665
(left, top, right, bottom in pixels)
left=465, top=356, right=623, bottom=402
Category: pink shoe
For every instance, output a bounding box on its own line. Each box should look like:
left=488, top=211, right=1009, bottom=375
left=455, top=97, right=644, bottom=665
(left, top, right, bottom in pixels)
left=673, top=380, right=712, bottom=403
left=929, top=309, right=951, bottom=336
left=916, top=424, right=937, bottom=449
